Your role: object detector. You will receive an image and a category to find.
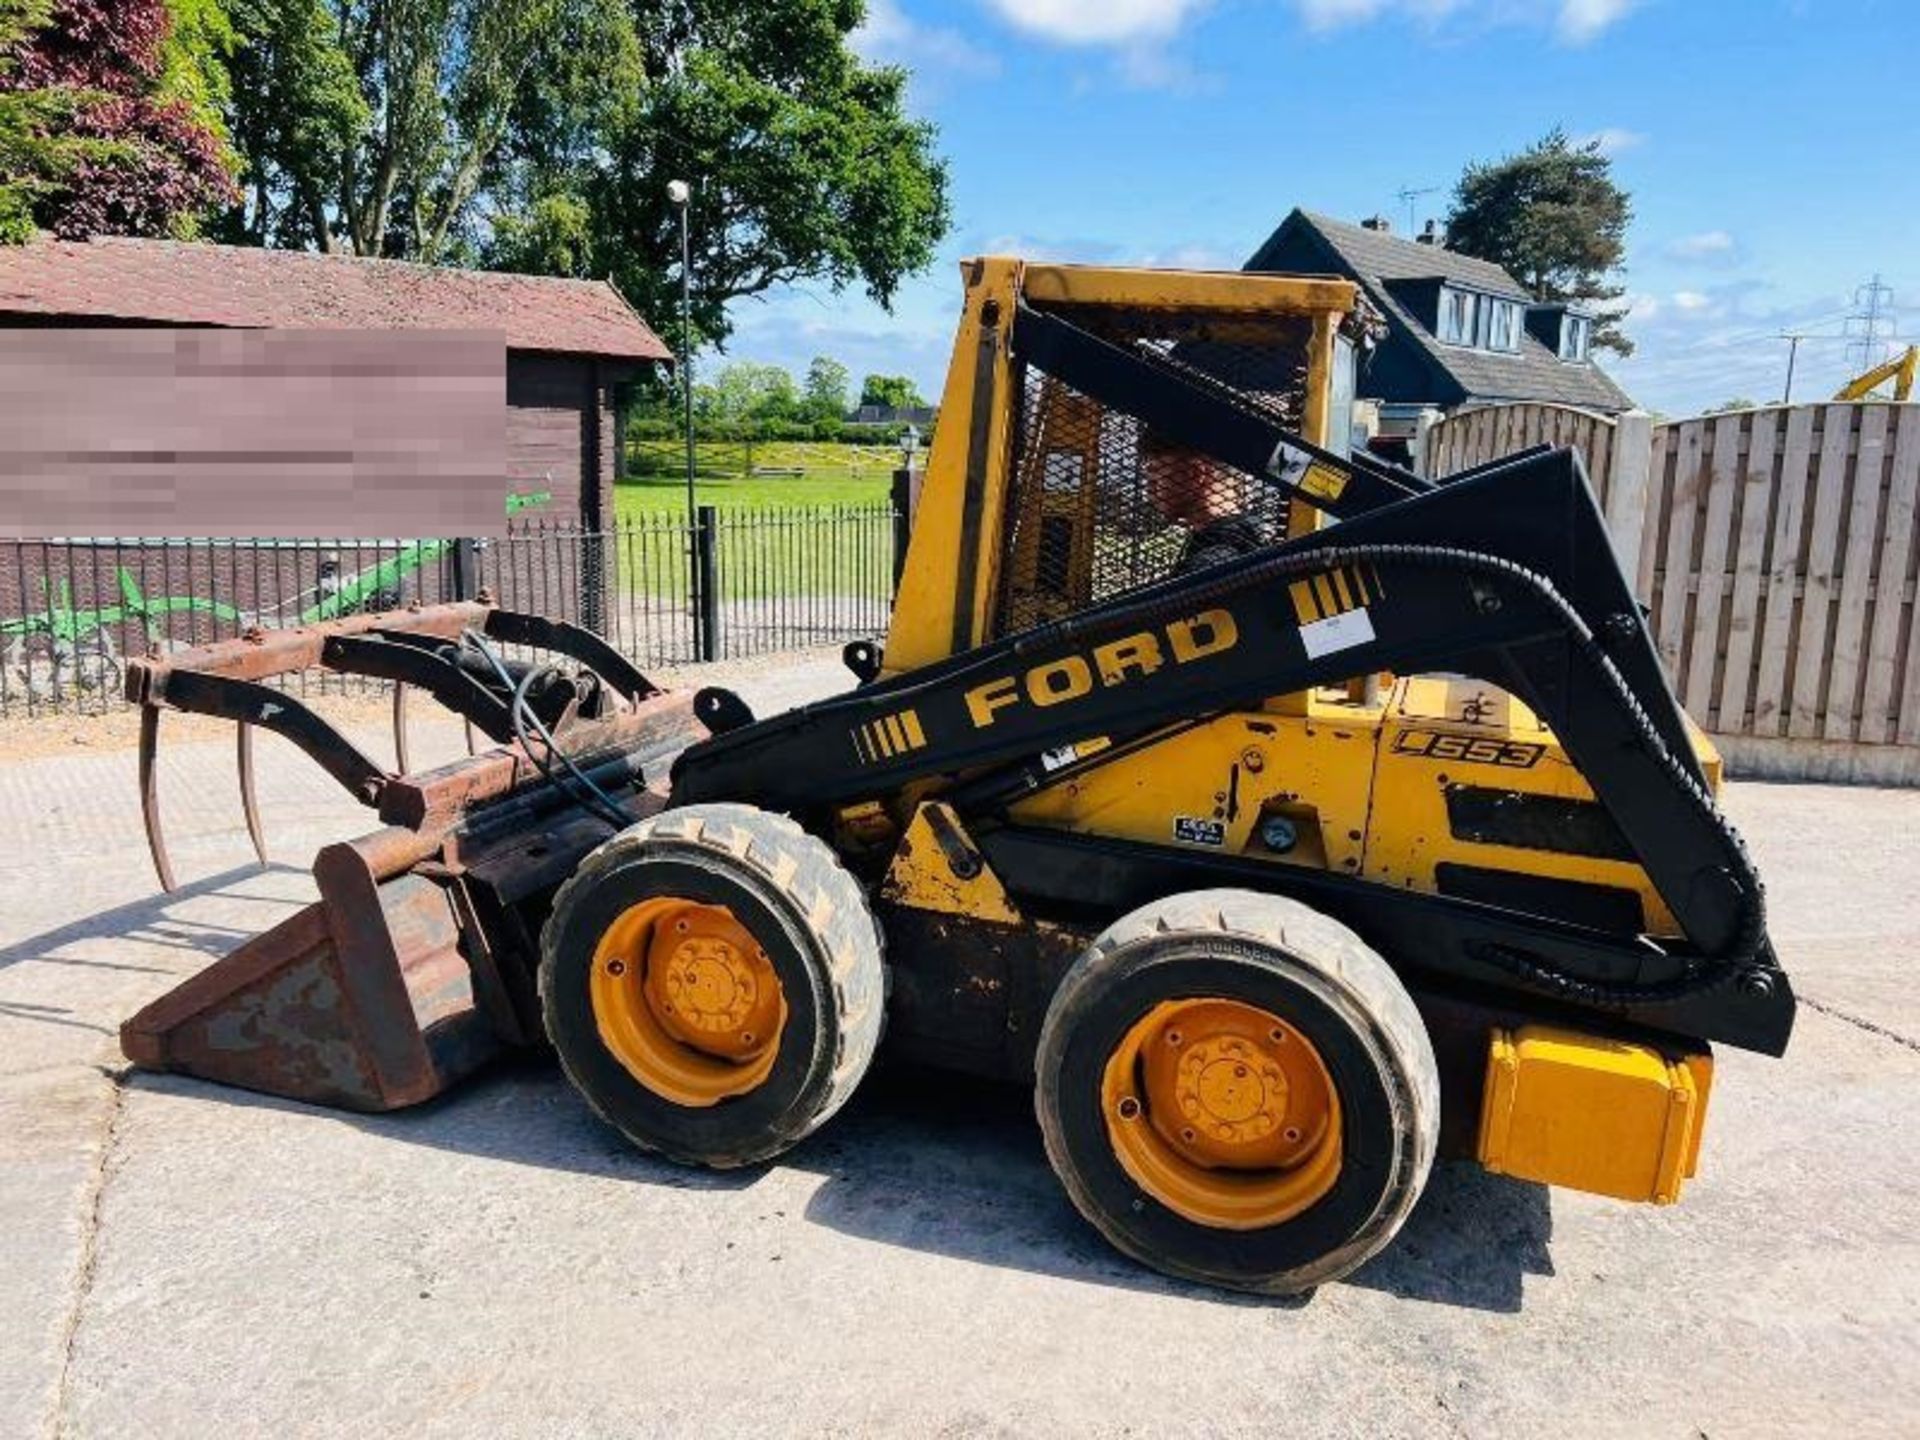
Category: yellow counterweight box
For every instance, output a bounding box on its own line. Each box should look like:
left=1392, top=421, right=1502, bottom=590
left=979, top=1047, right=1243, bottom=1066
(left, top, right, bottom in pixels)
left=1478, top=1025, right=1713, bottom=1204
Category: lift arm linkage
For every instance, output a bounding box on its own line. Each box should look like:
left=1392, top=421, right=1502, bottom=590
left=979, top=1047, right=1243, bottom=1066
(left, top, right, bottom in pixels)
left=670, top=304, right=1789, bottom=1052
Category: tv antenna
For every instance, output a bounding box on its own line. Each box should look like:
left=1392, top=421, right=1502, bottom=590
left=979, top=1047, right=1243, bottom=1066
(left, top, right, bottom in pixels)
left=1396, top=184, right=1440, bottom=234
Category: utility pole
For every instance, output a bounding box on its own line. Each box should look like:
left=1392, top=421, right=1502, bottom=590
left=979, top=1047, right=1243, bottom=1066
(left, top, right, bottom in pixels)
left=1779, top=332, right=1804, bottom=404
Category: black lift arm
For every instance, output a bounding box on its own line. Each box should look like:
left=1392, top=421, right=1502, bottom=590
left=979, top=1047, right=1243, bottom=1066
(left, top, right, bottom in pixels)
left=667, top=306, right=1792, bottom=1056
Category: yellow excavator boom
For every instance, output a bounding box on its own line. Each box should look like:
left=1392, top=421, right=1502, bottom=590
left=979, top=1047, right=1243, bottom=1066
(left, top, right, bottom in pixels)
left=1835, top=345, right=1918, bottom=403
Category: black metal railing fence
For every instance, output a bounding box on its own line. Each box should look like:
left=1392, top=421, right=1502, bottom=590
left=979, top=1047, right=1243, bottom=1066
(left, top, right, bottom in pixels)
left=0, top=496, right=909, bottom=719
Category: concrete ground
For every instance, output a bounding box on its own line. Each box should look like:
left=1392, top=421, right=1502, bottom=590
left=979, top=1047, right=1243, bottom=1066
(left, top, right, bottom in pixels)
left=2, top=653, right=1917, bottom=1438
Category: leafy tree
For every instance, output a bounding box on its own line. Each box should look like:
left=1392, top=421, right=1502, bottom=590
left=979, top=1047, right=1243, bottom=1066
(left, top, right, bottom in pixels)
left=221, top=0, right=628, bottom=259
left=859, top=372, right=924, bottom=410
left=0, top=0, right=236, bottom=240
left=0, top=0, right=69, bottom=240
left=704, top=360, right=797, bottom=426
left=1704, top=398, right=1758, bottom=414
left=802, top=355, right=850, bottom=421
left=221, top=0, right=951, bottom=348
left=860, top=373, right=916, bottom=410
left=503, top=0, right=949, bottom=346
left=1445, top=128, right=1634, bottom=357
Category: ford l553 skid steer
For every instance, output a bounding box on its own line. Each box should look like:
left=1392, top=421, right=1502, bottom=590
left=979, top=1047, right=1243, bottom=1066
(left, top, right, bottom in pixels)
left=121, top=259, right=1792, bottom=1295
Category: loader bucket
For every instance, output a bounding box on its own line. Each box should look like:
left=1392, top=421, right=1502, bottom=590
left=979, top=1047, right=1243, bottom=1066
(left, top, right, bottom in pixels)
left=117, top=602, right=704, bottom=1110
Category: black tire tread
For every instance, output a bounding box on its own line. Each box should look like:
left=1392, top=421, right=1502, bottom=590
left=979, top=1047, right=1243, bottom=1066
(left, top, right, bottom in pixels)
left=1036, top=888, right=1439, bottom=1293
left=540, top=802, right=885, bottom=1168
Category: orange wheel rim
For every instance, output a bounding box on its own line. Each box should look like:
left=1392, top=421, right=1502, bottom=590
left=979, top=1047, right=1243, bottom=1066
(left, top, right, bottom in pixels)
left=1101, top=998, right=1342, bottom=1229
left=589, top=897, right=787, bottom=1107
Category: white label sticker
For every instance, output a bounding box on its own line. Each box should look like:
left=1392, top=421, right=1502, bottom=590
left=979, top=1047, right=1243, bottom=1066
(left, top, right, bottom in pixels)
left=1299, top=607, right=1376, bottom=659
left=1039, top=744, right=1080, bottom=772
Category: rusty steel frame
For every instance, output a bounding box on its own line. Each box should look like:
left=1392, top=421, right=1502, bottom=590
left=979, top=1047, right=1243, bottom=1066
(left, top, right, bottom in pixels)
left=118, top=601, right=710, bottom=1110
left=124, top=601, right=666, bottom=895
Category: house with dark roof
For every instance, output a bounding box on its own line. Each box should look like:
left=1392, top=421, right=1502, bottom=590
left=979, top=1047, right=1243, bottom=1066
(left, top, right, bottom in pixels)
left=1246, top=210, right=1633, bottom=422
left=0, top=235, right=673, bottom=531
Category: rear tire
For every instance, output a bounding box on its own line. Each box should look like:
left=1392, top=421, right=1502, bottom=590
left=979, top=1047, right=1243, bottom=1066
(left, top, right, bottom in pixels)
left=541, top=803, right=886, bottom=1168
left=1035, top=889, right=1438, bottom=1294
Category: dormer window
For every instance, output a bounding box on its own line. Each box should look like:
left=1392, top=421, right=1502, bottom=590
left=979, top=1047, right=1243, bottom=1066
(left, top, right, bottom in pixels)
left=1436, top=286, right=1523, bottom=353
left=1560, top=313, right=1593, bottom=363
left=1526, top=303, right=1594, bottom=364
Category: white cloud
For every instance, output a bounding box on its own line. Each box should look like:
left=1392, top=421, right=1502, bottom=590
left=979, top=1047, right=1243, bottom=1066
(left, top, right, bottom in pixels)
left=1136, top=243, right=1241, bottom=270
left=983, top=0, right=1208, bottom=45
left=1295, top=0, right=1460, bottom=32
left=854, top=0, right=1000, bottom=77
left=1672, top=290, right=1714, bottom=312
left=1580, top=126, right=1646, bottom=156
left=1557, top=0, right=1636, bottom=43
left=1115, top=43, right=1220, bottom=92
left=1287, top=0, right=1636, bottom=44
left=1668, top=230, right=1738, bottom=263
left=1624, top=291, right=1661, bottom=321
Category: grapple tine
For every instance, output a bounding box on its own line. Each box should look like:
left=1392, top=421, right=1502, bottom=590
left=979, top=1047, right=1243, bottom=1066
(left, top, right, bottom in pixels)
left=463, top=717, right=477, bottom=757
left=238, top=720, right=268, bottom=866
left=139, top=705, right=178, bottom=892
left=392, top=681, right=412, bottom=774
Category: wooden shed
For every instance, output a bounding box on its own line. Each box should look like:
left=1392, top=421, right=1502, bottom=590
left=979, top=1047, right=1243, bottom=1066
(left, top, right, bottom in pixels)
left=0, top=235, right=673, bottom=531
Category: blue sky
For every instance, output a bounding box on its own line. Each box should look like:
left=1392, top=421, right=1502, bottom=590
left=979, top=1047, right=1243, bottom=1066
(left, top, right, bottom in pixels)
left=717, top=0, right=1919, bottom=418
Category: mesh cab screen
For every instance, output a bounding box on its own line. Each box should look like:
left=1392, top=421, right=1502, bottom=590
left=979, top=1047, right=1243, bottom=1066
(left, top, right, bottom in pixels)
left=993, top=305, right=1312, bottom=639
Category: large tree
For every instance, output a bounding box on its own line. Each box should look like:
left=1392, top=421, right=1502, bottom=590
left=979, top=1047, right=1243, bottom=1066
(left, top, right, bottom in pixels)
left=220, top=0, right=950, bottom=347
left=1445, top=128, right=1634, bottom=357
left=220, top=0, right=627, bottom=259
left=802, top=354, right=850, bottom=421
left=0, top=0, right=237, bottom=241
left=859, top=372, right=923, bottom=410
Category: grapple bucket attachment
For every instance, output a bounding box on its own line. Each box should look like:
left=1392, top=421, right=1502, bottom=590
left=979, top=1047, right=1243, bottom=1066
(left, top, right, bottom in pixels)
left=118, top=602, right=703, bottom=1110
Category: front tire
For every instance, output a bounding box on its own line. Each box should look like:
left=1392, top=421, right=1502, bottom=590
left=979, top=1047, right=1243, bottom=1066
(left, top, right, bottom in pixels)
left=1035, top=889, right=1438, bottom=1294
left=541, top=803, right=886, bottom=1169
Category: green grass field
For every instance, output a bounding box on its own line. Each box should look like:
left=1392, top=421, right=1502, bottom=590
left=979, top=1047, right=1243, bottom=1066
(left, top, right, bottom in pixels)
left=617, top=441, right=898, bottom=517
left=607, top=443, right=900, bottom=597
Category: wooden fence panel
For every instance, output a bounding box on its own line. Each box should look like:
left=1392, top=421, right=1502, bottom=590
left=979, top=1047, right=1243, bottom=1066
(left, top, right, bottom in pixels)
left=1423, top=402, right=1621, bottom=507
left=1655, top=419, right=1706, bottom=681
left=1863, top=405, right=1920, bottom=744
left=1751, top=405, right=1816, bottom=736
left=1685, top=414, right=1743, bottom=722
left=1790, top=409, right=1855, bottom=738
left=1826, top=405, right=1890, bottom=740
left=1414, top=396, right=1916, bottom=777
left=1717, top=407, right=1780, bottom=733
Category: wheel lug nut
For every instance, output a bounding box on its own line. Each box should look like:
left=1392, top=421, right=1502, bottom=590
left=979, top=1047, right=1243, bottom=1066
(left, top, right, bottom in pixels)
left=606, top=960, right=625, bottom=976
left=1117, top=1095, right=1141, bottom=1120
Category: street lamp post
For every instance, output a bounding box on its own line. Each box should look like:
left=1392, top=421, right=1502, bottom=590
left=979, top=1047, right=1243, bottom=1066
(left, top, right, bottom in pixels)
left=667, top=179, right=695, bottom=528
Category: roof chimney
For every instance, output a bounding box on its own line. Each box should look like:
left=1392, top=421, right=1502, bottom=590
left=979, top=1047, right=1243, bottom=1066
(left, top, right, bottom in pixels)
left=1360, top=215, right=1391, bottom=234
left=1418, top=219, right=1443, bottom=247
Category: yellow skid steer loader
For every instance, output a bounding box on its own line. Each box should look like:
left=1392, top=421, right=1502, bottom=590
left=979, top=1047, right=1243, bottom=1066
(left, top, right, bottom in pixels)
left=121, top=260, right=1791, bottom=1294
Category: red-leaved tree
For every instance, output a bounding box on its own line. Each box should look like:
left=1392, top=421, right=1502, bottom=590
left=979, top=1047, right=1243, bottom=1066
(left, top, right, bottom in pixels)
left=1, top=0, right=235, bottom=239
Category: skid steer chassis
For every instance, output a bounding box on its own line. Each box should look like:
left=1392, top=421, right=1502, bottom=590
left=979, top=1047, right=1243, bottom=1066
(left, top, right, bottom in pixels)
left=110, top=258, right=1795, bottom=1295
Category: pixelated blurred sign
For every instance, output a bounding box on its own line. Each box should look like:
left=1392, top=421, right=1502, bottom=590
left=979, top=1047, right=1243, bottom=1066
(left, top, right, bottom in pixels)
left=0, top=329, right=505, bottom=538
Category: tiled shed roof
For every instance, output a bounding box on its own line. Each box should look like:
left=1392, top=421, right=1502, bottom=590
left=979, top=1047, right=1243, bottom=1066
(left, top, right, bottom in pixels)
left=0, top=235, right=672, bottom=361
